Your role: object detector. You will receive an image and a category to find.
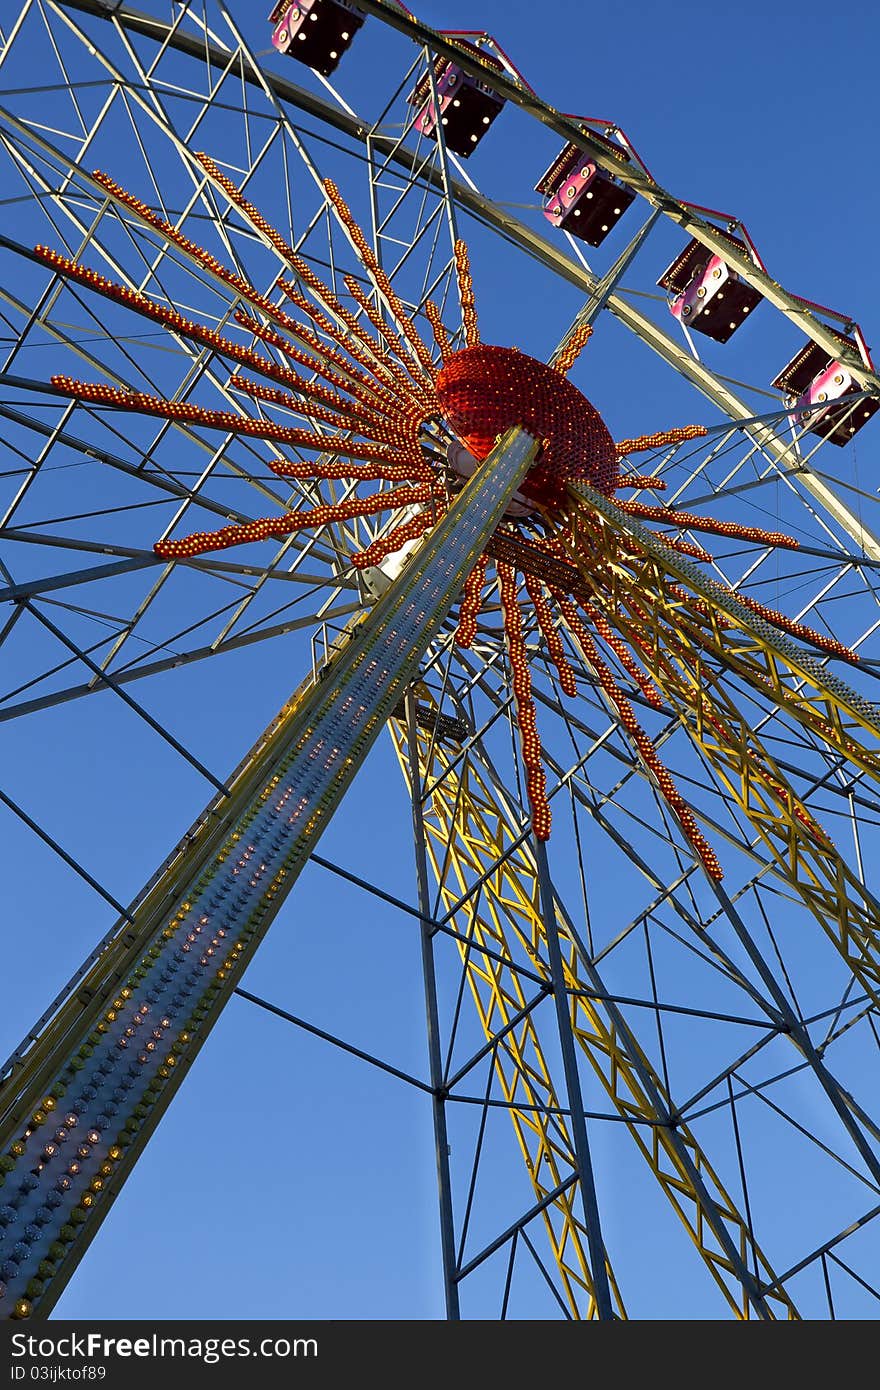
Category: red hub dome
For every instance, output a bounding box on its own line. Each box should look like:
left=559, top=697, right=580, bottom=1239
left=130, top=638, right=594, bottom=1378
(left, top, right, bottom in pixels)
left=435, top=343, right=619, bottom=505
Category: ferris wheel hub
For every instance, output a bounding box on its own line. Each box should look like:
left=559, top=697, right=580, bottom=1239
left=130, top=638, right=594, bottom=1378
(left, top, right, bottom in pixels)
left=435, top=343, right=619, bottom=507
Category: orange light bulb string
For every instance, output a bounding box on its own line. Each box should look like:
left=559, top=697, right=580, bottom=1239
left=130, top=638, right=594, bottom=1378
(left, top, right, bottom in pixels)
left=239, top=297, right=404, bottom=414
left=659, top=535, right=714, bottom=564
left=276, top=278, right=421, bottom=404
left=613, top=473, right=668, bottom=491
left=194, top=150, right=438, bottom=407
left=538, top=507, right=604, bottom=559
left=453, top=240, right=480, bottom=351
left=226, top=373, right=381, bottom=432
left=662, top=578, right=861, bottom=668
left=91, top=169, right=282, bottom=324
left=496, top=561, right=552, bottom=840
left=454, top=554, right=488, bottom=648
left=194, top=151, right=302, bottom=263
left=424, top=299, right=453, bottom=366
left=487, top=531, right=584, bottom=598
left=232, top=310, right=401, bottom=420
left=762, top=773, right=832, bottom=845
left=616, top=498, right=800, bottom=552
left=619, top=526, right=716, bottom=572
left=266, top=456, right=430, bottom=484
left=48, top=377, right=420, bottom=468
left=323, top=179, right=437, bottom=379
left=93, top=165, right=406, bottom=422
left=612, top=594, right=675, bottom=679
left=32, top=244, right=417, bottom=454
left=617, top=591, right=834, bottom=847
left=341, top=275, right=439, bottom=408
left=614, top=424, right=708, bottom=457
left=566, top=513, right=663, bottom=578
left=673, top=628, right=832, bottom=847
left=521, top=571, right=578, bottom=697
left=32, top=247, right=336, bottom=401
left=578, top=597, right=665, bottom=711
left=730, top=591, right=860, bottom=666
left=533, top=524, right=605, bottom=585
left=95, top=162, right=418, bottom=422
left=597, top=518, right=686, bottom=570
left=350, top=505, right=441, bottom=571
left=541, top=525, right=667, bottom=707
left=276, top=255, right=409, bottom=389
left=364, top=263, right=437, bottom=380
left=224, top=376, right=383, bottom=437
left=224, top=374, right=427, bottom=458
left=666, top=588, right=710, bottom=618
left=553, top=321, right=593, bottom=377
left=154, top=483, right=436, bottom=560
left=553, top=588, right=723, bottom=879
left=604, top=587, right=691, bottom=689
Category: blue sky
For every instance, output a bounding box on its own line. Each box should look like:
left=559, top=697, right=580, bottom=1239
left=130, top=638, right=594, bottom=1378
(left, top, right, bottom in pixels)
left=3, top=0, right=880, bottom=1321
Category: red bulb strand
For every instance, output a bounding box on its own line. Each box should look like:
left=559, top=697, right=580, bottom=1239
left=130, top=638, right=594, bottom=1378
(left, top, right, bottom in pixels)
left=454, top=555, right=488, bottom=648
left=553, top=322, right=593, bottom=377
left=194, top=152, right=304, bottom=269
left=274, top=253, right=404, bottom=389
left=522, top=572, right=578, bottom=698
left=237, top=297, right=403, bottom=414
left=49, top=376, right=417, bottom=467
left=553, top=589, right=723, bottom=879
left=762, top=774, right=832, bottom=845
left=276, top=277, right=421, bottom=405
left=664, top=585, right=711, bottom=619
left=486, top=531, right=585, bottom=599
left=424, top=300, right=453, bottom=366
left=577, top=598, right=664, bottom=710
left=666, top=578, right=860, bottom=668
left=362, top=259, right=438, bottom=383
left=497, top=561, right=552, bottom=840
left=225, top=374, right=381, bottom=435
left=225, top=374, right=428, bottom=459
left=33, top=239, right=415, bottom=444
left=617, top=498, right=800, bottom=551
left=323, top=179, right=437, bottom=379
left=267, top=457, right=430, bottom=484
left=614, top=425, right=708, bottom=458
left=614, top=472, right=668, bottom=492
left=232, top=310, right=406, bottom=424
left=154, top=483, right=436, bottom=560
left=341, top=275, right=438, bottom=407
left=609, top=593, right=834, bottom=846
left=91, top=170, right=281, bottom=324
left=734, top=591, right=860, bottom=666
left=350, top=507, right=439, bottom=570
left=454, top=240, right=480, bottom=351
left=31, top=246, right=317, bottom=397
left=661, top=535, right=714, bottom=564
left=226, top=372, right=378, bottom=430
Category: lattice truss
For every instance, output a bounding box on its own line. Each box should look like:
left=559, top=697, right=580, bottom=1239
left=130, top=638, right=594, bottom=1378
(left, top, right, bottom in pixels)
left=2, top=0, right=880, bottom=1320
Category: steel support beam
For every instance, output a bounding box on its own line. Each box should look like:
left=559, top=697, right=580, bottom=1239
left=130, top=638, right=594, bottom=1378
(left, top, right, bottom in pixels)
left=533, top=837, right=614, bottom=1319
left=405, top=690, right=460, bottom=1319
left=390, top=721, right=793, bottom=1317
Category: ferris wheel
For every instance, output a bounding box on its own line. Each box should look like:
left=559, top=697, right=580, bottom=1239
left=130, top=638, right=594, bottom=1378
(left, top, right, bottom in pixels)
left=2, top=0, right=880, bottom=1322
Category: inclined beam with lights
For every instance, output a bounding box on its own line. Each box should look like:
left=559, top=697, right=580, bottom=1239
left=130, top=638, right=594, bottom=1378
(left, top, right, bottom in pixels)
left=0, top=425, right=540, bottom=1320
